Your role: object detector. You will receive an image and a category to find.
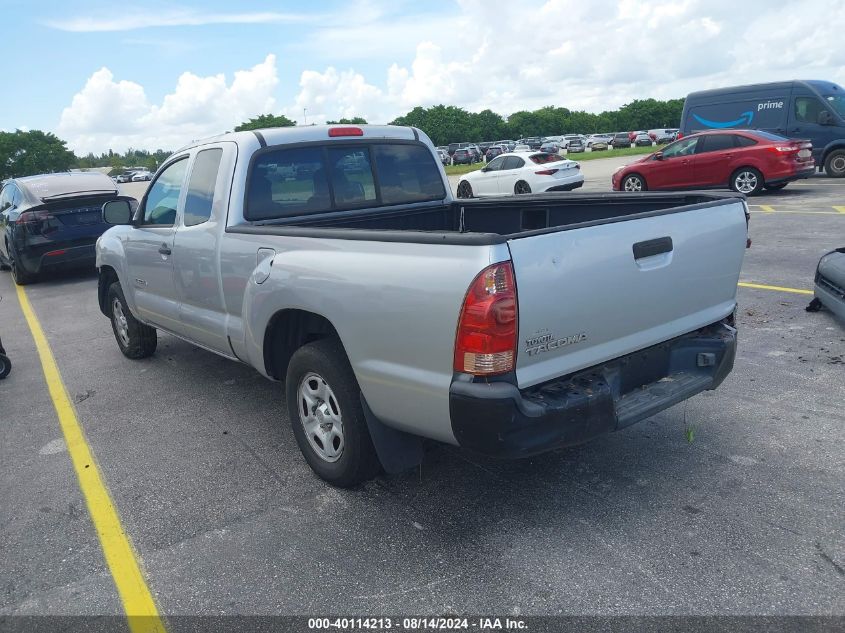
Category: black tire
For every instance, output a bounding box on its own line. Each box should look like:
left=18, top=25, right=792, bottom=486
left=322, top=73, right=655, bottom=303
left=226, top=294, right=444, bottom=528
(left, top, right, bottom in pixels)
left=730, top=167, right=764, bottom=195
left=0, top=354, right=10, bottom=379
left=456, top=181, right=473, bottom=199
left=824, top=149, right=845, bottom=178
left=107, top=281, right=157, bottom=359
left=514, top=180, right=531, bottom=195
left=285, top=338, right=381, bottom=488
left=9, top=245, right=36, bottom=285
left=765, top=182, right=788, bottom=191
left=622, top=174, right=647, bottom=192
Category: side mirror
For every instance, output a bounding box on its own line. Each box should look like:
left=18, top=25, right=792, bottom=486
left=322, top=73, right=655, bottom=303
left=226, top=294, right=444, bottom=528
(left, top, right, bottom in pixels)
left=654, top=152, right=664, bottom=161
left=103, top=199, right=134, bottom=225
left=818, top=110, right=834, bottom=126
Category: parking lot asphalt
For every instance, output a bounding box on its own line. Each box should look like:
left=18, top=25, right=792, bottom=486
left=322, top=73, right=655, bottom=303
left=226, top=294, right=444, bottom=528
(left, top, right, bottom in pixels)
left=1, top=162, right=843, bottom=623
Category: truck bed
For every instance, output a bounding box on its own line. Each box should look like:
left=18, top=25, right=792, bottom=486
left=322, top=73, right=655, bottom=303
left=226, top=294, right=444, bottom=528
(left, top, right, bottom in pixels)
left=228, top=192, right=745, bottom=244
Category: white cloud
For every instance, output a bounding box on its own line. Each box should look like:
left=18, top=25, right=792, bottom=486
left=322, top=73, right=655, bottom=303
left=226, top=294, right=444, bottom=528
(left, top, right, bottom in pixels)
left=45, top=10, right=312, bottom=32
left=58, top=55, right=279, bottom=154
left=52, top=0, right=845, bottom=153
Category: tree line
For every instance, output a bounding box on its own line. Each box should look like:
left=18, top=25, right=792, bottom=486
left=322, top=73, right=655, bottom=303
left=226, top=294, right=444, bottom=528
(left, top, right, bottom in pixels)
left=0, top=99, right=683, bottom=180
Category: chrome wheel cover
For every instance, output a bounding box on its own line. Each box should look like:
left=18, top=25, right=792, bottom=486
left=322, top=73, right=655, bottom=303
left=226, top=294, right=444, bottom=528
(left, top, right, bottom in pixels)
left=112, top=298, right=130, bottom=347
left=297, top=372, right=344, bottom=463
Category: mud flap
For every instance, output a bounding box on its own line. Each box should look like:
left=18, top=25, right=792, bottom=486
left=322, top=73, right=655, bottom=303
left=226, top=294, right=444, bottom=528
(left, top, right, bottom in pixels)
left=360, top=395, right=424, bottom=474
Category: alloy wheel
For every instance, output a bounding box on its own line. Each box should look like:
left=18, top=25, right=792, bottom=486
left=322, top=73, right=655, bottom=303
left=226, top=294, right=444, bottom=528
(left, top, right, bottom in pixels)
left=297, top=372, right=345, bottom=463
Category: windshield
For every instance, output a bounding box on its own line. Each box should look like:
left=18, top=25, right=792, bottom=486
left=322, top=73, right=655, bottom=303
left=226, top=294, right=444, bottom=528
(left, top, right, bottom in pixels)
left=530, top=153, right=562, bottom=165
left=824, top=94, right=845, bottom=117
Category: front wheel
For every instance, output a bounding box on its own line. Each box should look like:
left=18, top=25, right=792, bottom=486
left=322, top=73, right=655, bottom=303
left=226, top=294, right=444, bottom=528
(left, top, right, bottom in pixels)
left=731, top=167, right=764, bottom=195
left=514, top=180, right=531, bottom=195
left=456, top=181, right=473, bottom=199
left=107, top=282, right=157, bottom=359
left=824, top=149, right=845, bottom=178
left=285, top=338, right=381, bottom=488
left=622, top=174, right=647, bottom=192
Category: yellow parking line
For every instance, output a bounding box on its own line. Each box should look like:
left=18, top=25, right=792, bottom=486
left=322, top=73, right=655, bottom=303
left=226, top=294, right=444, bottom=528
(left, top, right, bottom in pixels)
left=14, top=285, right=166, bottom=633
left=834, top=206, right=845, bottom=214
left=758, top=205, right=775, bottom=213
left=748, top=209, right=841, bottom=215
left=738, top=282, right=814, bottom=295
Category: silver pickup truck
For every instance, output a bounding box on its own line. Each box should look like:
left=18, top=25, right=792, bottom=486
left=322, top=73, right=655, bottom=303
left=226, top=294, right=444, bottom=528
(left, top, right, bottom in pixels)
left=96, top=124, right=748, bottom=487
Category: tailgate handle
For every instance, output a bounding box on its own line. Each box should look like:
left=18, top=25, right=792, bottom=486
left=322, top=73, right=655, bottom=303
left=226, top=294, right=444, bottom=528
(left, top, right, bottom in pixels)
left=633, top=237, right=673, bottom=259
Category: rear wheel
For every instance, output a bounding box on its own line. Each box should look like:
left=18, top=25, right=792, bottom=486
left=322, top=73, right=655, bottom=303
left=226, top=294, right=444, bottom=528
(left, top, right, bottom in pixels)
left=9, top=246, right=36, bottom=285
left=285, top=338, right=381, bottom=488
left=456, top=181, right=473, bottom=199
left=107, top=282, right=157, bottom=359
left=824, top=149, right=845, bottom=178
left=514, top=180, right=531, bottom=195
left=622, top=174, right=647, bottom=192
left=765, top=182, right=788, bottom=191
left=730, top=167, right=763, bottom=195
left=0, top=354, right=10, bottom=379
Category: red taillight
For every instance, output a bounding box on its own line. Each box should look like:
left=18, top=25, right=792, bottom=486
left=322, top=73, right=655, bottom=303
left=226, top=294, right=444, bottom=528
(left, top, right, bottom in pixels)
left=16, top=210, right=53, bottom=225
left=534, top=169, right=559, bottom=175
left=328, top=126, right=363, bottom=137
left=454, top=262, right=518, bottom=376
left=769, top=145, right=799, bottom=153
left=676, top=132, right=683, bottom=139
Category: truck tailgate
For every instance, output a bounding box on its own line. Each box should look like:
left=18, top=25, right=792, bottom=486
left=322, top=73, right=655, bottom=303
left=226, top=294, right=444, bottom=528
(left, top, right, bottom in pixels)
left=508, top=200, right=747, bottom=389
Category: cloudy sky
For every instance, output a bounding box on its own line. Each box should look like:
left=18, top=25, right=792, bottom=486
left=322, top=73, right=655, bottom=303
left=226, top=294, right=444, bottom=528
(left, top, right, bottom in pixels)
left=4, top=0, right=845, bottom=154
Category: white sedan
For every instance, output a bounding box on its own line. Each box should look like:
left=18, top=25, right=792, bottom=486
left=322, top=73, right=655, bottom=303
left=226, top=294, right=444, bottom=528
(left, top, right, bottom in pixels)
left=456, top=151, right=584, bottom=198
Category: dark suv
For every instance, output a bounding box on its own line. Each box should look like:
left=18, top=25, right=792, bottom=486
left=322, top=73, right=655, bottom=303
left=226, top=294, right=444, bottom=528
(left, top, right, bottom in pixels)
left=611, top=133, right=631, bottom=148
left=0, top=172, right=129, bottom=285
left=451, top=148, right=474, bottom=165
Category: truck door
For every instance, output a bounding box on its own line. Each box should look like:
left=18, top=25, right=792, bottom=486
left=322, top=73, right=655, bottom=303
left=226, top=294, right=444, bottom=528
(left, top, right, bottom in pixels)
left=124, top=157, right=188, bottom=332
left=788, top=92, right=840, bottom=164
left=172, top=144, right=233, bottom=354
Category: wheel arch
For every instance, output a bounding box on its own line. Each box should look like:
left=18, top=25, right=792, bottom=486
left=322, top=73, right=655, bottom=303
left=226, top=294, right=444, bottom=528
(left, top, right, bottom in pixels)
left=97, top=265, right=120, bottom=316
left=821, top=140, right=845, bottom=163
left=263, top=308, right=343, bottom=381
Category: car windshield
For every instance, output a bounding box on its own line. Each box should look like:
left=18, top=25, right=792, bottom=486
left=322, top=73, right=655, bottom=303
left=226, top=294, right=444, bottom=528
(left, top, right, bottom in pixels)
left=824, top=94, right=845, bottom=117
left=529, top=153, right=561, bottom=165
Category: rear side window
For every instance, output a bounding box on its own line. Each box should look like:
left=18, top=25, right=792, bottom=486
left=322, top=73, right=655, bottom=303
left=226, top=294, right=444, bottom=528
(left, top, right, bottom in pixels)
left=502, top=156, right=525, bottom=170
left=697, top=135, right=735, bottom=153
left=734, top=135, right=757, bottom=147
left=372, top=144, right=446, bottom=204
left=184, top=148, right=223, bottom=226
left=245, top=142, right=445, bottom=220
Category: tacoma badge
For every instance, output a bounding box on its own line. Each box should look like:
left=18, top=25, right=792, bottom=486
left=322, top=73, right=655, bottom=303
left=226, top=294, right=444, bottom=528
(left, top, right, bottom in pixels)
left=525, top=331, right=588, bottom=356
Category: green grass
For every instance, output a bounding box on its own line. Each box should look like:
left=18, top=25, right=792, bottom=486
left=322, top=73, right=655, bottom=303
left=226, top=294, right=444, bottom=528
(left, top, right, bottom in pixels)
left=444, top=144, right=658, bottom=176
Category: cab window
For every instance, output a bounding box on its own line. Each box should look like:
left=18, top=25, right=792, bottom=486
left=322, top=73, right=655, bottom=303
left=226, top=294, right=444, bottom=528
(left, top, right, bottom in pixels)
left=794, top=97, right=824, bottom=124
left=142, top=158, right=188, bottom=225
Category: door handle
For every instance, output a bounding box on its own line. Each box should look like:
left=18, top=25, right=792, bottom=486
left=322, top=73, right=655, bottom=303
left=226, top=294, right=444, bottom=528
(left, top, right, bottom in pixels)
left=633, top=236, right=673, bottom=259
left=158, top=243, right=171, bottom=256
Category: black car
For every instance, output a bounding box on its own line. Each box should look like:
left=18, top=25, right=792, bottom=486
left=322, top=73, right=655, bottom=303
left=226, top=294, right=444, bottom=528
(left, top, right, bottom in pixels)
left=0, top=172, right=130, bottom=285
left=451, top=148, right=474, bottom=165
left=611, top=133, right=631, bottom=148
left=523, top=137, right=543, bottom=150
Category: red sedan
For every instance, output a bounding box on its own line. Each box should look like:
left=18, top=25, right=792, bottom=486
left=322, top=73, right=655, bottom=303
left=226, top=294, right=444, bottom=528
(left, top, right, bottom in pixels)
left=611, top=130, right=815, bottom=195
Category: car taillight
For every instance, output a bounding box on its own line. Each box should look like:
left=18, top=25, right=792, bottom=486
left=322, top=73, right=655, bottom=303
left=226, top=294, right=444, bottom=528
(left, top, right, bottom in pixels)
left=16, top=210, right=54, bottom=225
left=770, top=145, right=799, bottom=153
left=676, top=132, right=683, bottom=139
left=534, top=169, right=559, bottom=175
left=454, top=262, right=518, bottom=376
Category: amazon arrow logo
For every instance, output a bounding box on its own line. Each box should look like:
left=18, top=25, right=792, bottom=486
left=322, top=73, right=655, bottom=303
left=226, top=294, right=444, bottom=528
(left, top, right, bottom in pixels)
left=692, top=111, right=754, bottom=129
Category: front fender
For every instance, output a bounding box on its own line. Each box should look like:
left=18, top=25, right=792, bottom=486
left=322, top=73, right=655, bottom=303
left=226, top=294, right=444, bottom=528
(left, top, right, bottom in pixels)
left=95, top=227, right=140, bottom=317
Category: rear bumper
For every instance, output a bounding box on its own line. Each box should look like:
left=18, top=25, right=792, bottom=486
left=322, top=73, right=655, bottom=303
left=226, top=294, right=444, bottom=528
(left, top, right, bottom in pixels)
left=544, top=180, right=584, bottom=192
left=18, top=242, right=96, bottom=274
left=449, top=319, right=737, bottom=458
left=765, top=165, right=815, bottom=186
